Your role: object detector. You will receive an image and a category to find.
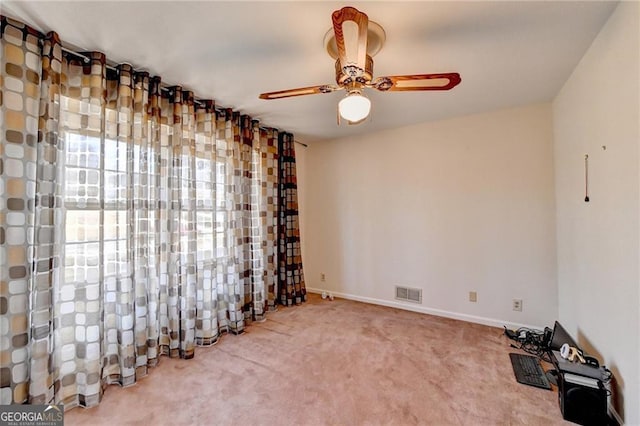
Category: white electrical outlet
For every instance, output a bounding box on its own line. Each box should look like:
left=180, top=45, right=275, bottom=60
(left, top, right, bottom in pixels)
left=320, top=273, right=326, bottom=282
left=469, top=291, right=477, bottom=302
left=513, top=299, right=523, bottom=311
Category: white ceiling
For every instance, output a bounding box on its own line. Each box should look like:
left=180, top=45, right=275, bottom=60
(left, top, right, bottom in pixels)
left=2, top=1, right=617, bottom=143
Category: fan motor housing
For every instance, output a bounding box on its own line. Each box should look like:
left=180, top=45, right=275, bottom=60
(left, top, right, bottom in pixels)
left=335, top=55, right=374, bottom=86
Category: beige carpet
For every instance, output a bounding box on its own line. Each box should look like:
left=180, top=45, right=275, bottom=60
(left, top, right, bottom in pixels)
left=65, top=294, right=570, bottom=425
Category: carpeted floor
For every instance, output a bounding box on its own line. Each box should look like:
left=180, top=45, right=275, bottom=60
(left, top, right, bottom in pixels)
left=65, top=293, right=571, bottom=425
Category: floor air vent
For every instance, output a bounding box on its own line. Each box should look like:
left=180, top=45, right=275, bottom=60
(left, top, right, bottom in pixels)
left=395, top=286, right=422, bottom=304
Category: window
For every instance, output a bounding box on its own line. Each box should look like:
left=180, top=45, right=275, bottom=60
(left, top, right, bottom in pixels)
left=62, top=92, right=129, bottom=301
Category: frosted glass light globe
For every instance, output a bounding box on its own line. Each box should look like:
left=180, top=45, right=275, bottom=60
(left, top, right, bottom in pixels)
left=338, top=92, right=371, bottom=122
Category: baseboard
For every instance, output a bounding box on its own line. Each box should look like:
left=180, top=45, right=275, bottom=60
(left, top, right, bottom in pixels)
left=307, top=287, right=545, bottom=331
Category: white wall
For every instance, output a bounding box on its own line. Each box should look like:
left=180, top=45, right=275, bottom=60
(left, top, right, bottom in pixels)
left=552, top=2, right=639, bottom=423
left=301, top=103, right=558, bottom=329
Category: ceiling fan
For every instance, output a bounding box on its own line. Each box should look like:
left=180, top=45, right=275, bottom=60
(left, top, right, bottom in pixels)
left=259, top=6, right=461, bottom=124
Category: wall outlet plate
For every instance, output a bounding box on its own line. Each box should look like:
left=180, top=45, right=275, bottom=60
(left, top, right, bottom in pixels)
left=469, top=291, right=477, bottom=302
left=513, top=299, right=523, bottom=311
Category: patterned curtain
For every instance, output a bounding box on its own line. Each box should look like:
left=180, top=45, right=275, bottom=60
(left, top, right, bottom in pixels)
left=278, top=132, right=307, bottom=306
left=260, top=128, right=280, bottom=312
left=0, top=16, right=305, bottom=409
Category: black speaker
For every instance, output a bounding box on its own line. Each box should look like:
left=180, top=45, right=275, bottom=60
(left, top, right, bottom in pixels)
left=559, top=373, right=608, bottom=425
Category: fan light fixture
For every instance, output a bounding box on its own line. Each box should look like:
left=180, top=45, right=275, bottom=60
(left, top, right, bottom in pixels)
left=338, top=91, right=371, bottom=122
left=258, top=6, right=462, bottom=127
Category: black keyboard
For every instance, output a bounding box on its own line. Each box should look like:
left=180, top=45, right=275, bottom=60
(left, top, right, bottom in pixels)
left=509, top=353, right=551, bottom=390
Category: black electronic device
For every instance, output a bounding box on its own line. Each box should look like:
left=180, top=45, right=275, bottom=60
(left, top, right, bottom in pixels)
left=506, top=320, right=612, bottom=424
left=558, top=371, right=608, bottom=425
left=551, top=351, right=606, bottom=380
left=549, top=320, right=578, bottom=351
left=584, top=356, right=600, bottom=368
left=549, top=333, right=610, bottom=425
left=509, top=353, right=551, bottom=390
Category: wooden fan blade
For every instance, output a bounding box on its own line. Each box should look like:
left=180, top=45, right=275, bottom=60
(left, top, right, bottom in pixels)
left=259, top=84, right=342, bottom=100
left=371, top=73, right=462, bottom=92
left=332, top=6, right=369, bottom=79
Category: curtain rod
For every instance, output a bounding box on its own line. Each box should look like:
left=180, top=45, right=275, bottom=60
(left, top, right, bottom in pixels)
left=59, top=43, right=308, bottom=149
